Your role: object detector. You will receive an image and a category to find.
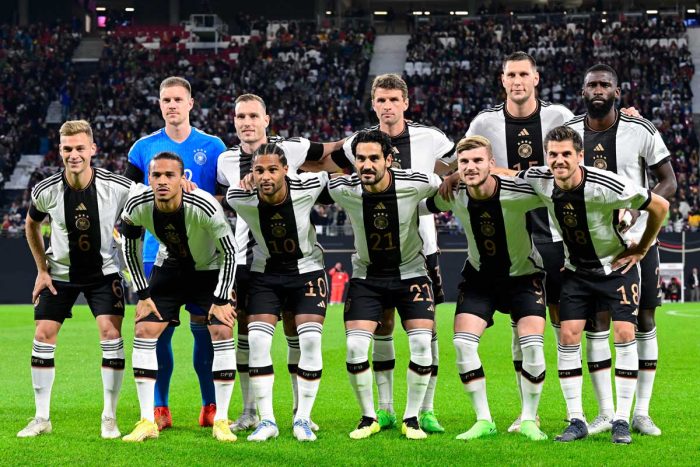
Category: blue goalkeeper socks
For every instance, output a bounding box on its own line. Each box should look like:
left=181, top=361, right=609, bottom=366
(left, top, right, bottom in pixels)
left=190, top=321, right=216, bottom=406
left=154, top=325, right=175, bottom=407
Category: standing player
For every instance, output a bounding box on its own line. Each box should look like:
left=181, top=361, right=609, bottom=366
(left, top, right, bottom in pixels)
left=328, top=129, right=442, bottom=440
left=316, top=74, right=455, bottom=433
left=124, top=76, right=227, bottom=430
left=461, top=52, right=573, bottom=433
left=120, top=153, right=237, bottom=443
left=217, top=93, right=340, bottom=432
left=19, top=120, right=132, bottom=439
left=424, top=136, right=548, bottom=441
left=516, top=126, right=669, bottom=444
left=565, top=64, right=677, bottom=436
left=225, top=144, right=329, bottom=442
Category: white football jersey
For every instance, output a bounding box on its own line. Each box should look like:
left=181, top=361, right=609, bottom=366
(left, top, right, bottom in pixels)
left=426, top=175, right=544, bottom=278
left=566, top=112, right=671, bottom=243
left=329, top=168, right=441, bottom=280
left=342, top=122, right=455, bottom=256
left=29, top=168, right=133, bottom=283
left=517, top=166, right=652, bottom=275
left=466, top=99, right=574, bottom=243
left=216, top=136, right=321, bottom=266
left=225, top=172, right=327, bottom=274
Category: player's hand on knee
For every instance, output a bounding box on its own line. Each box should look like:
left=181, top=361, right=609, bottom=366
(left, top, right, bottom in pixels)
left=180, top=178, right=198, bottom=193
left=32, top=271, right=57, bottom=304
left=135, top=298, right=161, bottom=321
left=620, top=106, right=641, bottom=118
left=209, top=303, right=235, bottom=328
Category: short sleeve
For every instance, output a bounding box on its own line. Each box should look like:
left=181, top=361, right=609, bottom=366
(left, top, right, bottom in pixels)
left=645, top=130, right=671, bottom=169
left=127, top=141, right=144, bottom=172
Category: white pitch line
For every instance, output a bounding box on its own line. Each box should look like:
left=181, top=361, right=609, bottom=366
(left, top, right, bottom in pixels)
left=666, top=309, right=700, bottom=318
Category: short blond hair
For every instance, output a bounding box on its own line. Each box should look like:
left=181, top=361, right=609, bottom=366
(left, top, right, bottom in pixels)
left=371, top=73, right=408, bottom=100
left=456, top=135, right=493, bottom=157
left=160, top=76, right=191, bottom=95
left=59, top=120, right=93, bottom=141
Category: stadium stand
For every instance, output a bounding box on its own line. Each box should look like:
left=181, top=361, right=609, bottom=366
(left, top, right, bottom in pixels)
left=1, top=15, right=699, bottom=236
left=402, top=14, right=698, bottom=232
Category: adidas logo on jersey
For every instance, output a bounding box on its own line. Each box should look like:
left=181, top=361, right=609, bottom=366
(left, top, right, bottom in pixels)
left=480, top=212, right=491, bottom=219
left=563, top=203, right=575, bottom=211
left=518, top=128, right=529, bottom=137
left=271, top=213, right=284, bottom=220
left=165, top=224, right=176, bottom=230
left=594, top=144, right=605, bottom=152
left=374, top=202, right=386, bottom=210
left=76, top=203, right=87, bottom=211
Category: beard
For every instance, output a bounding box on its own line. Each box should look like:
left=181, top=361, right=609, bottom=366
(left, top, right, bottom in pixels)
left=584, top=96, right=616, bottom=119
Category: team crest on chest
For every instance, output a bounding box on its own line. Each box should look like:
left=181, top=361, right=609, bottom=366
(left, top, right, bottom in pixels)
left=479, top=211, right=495, bottom=236
left=517, top=128, right=533, bottom=158
left=270, top=212, right=287, bottom=237
left=593, top=144, right=607, bottom=170
left=75, top=203, right=90, bottom=230
left=372, top=202, right=389, bottom=229
left=193, top=148, right=207, bottom=166
left=562, top=202, right=578, bottom=228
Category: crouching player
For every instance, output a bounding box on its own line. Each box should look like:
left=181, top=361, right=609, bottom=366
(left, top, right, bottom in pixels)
left=120, top=152, right=238, bottom=442
left=427, top=136, right=548, bottom=441
left=225, top=144, right=328, bottom=442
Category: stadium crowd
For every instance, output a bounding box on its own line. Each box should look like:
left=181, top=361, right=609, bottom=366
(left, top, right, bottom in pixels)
left=1, top=16, right=700, bottom=237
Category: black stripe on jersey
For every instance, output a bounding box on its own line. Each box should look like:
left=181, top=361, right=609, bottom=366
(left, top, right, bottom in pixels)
left=649, top=156, right=671, bottom=171
left=586, top=171, right=625, bottom=195
left=258, top=188, right=303, bottom=274
left=214, top=234, right=237, bottom=300
left=329, top=177, right=360, bottom=188
left=388, top=125, right=412, bottom=169
left=584, top=115, right=620, bottom=172
left=183, top=193, right=216, bottom=217
left=227, top=189, right=257, bottom=200
left=394, top=172, right=430, bottom=183
left=565, top=114, right=586, bottom=126
left=620, top=114, right=657, bottom=135
left=500, top=179, right=537, bottom=195
left=32, top=172, right=63, bottom=199
left=362, top=180, right=402, bottom=277
left=505, top=104, right=545, bottom=170
left=95, top=169, right=132, bottom=190
left=124, top=236, right=148, bottom=291
left=289, top=179, right=322, bottom=189
left=551, top=182, right=603, bottom=271
left=64, top=177, right=104, bottom=283
left=466, top=179, right=512, bottom=277
left=425, top=197, right=443, bottom=214
left=125, top=191, right=154, bottom=214
left=407, top=121, right=448, bottom=137
left=475, top=103, right=504, bottom=116
left=153, top=206, right=196, bottom=269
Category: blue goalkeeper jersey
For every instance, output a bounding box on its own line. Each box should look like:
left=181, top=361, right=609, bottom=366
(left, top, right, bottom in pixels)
left=127, top=127, right=227, bottom=263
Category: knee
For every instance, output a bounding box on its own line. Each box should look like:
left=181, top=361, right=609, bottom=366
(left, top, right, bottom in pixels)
left=346, top=333, right=371, bottom=362
left=614, top=326, right=636, bottom=343
left=99, top=326, right=121, bottom=341
left=209, top=325, right=231, bottom=341
left=34, top=328, right=58, bottom=344
left=559, top=325, right=582, bottom=345
left=636, top=309, right=656, bottom=332
left=590, top=311, right=611, bottom=332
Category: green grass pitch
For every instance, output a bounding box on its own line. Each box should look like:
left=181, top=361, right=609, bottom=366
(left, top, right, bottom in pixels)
left=1, top=303, right=699, bottom=466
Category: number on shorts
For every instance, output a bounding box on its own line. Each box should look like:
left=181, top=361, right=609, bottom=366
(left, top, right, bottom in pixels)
left=304, top=277, right=328, bottom=297
left=409, top=283, right=433, bottom=302
left=617, top=283, right=640, bottom=305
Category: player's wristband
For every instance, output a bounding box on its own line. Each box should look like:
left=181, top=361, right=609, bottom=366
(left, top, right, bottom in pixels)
left=212, top=296, right=229, bottom=306
left=137, top=288, right=151, bottom=301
